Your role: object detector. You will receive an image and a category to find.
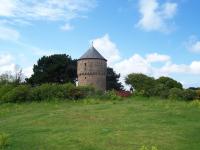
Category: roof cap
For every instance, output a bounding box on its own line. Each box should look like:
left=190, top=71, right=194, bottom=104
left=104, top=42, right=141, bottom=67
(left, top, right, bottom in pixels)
left=79, top=45, right=107, bottom=61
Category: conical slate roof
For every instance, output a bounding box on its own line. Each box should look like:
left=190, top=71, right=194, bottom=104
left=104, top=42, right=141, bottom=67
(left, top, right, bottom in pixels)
left=79, top=46, right=107, bottom=61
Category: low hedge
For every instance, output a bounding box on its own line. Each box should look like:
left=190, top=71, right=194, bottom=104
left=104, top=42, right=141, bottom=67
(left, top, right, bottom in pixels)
left=2, top=85, right=31, bottom=103
left=0, top=83, right=95, bottom=103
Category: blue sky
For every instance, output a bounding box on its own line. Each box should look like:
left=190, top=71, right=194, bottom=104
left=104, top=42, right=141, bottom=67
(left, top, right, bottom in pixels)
left=0, top=0, right=200, bottom=87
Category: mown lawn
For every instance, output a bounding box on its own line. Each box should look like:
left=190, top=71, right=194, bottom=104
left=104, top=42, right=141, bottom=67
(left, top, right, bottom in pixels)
left=0, top=97, right=200, bottom=150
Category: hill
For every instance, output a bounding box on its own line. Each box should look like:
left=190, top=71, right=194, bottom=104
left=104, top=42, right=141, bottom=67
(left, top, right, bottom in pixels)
left=0, top=97, right=200, bottom=150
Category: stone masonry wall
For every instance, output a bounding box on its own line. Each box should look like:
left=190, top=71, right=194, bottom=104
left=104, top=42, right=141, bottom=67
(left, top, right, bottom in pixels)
left=77, top=59, right=107, bottom=91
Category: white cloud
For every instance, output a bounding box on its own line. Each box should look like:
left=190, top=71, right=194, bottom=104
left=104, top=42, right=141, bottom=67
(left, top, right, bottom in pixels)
left=92, top=34, right=121, bottom=65
left=146, top=53, right=170, bottom=63
left=0, top=0, right=96, bottom=22
left=186, top=36, right=200, bottom=53
left=0, top=53, right=16, bottom=74
left=136, top=0, right=177, bottom=33
left=0, top=54, right=14, bottom=66
left=0, top=0, right=17, bottom=17
left=60, top=23, right=74, bottom=31
left=114, top=54, right=152, bottom=76
left=0, top=26, right=20, bottom=41
left=190, top=61, right=200, bottom=74
left=114, top=54, right=200, bottom=83
left=23, top=66, right=33, bottom=77
left=92, top=34, right=200, bottom=88
left=0, top=53, right=33, bottom=77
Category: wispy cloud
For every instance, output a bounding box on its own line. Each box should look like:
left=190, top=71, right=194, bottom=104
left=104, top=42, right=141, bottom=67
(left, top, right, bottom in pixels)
left=92, top=34, right=200, bottom=88
left=136, top=0, right=177, bottom=33
left=92, top=34, right=121, bottom=66
left=0, top=0, right=96, bottom=22
left=0, top=53, right=16, bottom=74
left=185, top=36, right=200, bottom=53
left=60, top=23, right=74, bottom=31
left=0, top=25, right=20, bottom=41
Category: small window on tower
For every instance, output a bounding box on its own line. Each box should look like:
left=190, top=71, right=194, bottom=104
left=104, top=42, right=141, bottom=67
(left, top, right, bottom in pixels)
left=84, top=63, right=86, bottom=71
left=85, top=77, right=86, bottom=79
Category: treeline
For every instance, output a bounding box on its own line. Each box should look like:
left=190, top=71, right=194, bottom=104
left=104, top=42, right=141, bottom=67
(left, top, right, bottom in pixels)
left=26, top=54, right=123, bottom=90
left=126, top=73, right=200, bottom=101
left=0, top=54, right=123, bottom=103
left=0, top=54, right=199, bottom=103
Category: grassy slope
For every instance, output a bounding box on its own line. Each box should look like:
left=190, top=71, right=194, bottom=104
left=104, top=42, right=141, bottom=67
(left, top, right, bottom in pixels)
left=0, top=97, right=200, bottom=150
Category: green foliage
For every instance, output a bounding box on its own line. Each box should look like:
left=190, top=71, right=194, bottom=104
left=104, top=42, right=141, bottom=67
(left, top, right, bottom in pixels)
left=0, top=133, right=9, bottom=148
left=190, top=100, right=200, bottom=108
left=125, top=74, right=186, bottom=99
left=106, top=67, right=123, bottom=90
left=0, top=84, right=16, bottom=101
left=182, top=89, right=197, bottom=101
left=29, top=83, right=95, bottom=101
left=29, top=83, right=65, bottom=101
left=169, top=88, right=183, bottom=100
left=103, top=90, right=122, bottom=100
left=76, top=86, right=95, bottom=99
left=196, top=90, right=200, bottom=100
left=0, top=83, right=96, bottom=103
left=156, top=76, right=183, bottom=89
left=26, top=54, right=77, bottom=85
left=2, top=85, right=31, bottom=103
left=125, top=73, right=156, bottom=97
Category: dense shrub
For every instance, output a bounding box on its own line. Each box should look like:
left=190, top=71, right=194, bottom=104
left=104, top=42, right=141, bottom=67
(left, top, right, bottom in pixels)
left=74, top=86, right=95, bottom=99
left=29, top=83, right=64, bottom=101
left=182, top=89, right=197, bottom=101
left=196, top=90, right=200, bottom=100
left=169, top=88, right=183, bottom=100
left=0, top=84, right=16, bottom=101
left=29, top=83, right=95, bottom=101
left=0, top=83, right=96, bottom=103
left=102, top=90, right=122, bottom=100
left=116, top=91, right=132, bottom=97
left=2, top=85, right=31, bottom=103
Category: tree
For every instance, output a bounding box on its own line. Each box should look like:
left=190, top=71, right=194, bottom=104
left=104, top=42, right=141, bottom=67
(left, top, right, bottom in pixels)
left=125, top=73, right=156, bottom=96
left=106, top=67, right=123, bottom=91
left=14, top=65, right=24, bottom=85
left=26, top=54, right=77, bottom=85
left=156, top=77, right=183, bottom=90
left=0, top=65, right=24, bottom=85
left=182, top=89, right=197, bottom=101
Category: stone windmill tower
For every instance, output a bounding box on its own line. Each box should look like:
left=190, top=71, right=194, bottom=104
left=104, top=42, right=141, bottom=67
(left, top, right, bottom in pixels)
left=77, top=45, right=107, bottom=91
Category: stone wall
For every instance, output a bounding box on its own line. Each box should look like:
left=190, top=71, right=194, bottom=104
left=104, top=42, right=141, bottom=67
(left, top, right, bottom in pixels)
left=77, top=59, right=107, bottom=91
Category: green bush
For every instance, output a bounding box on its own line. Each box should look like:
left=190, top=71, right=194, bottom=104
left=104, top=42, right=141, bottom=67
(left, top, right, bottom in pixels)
left=169, top=88, right=183, bottom=100
left=182, top=89, right=197, bottom=101
left=0, top=84, right=16, bottom=101
left=101, top=90, right=122, bottom=100
left=2, top=85, right=31, bottom=103
left=61, top=84, right=95, bottom=100
left=196, top=90, right=200, bottom=100
left=77, top=86, right=95, bottom=98
left=29, top=83, right=95, bottom=101
left=29, top=83, right=65, bottom=101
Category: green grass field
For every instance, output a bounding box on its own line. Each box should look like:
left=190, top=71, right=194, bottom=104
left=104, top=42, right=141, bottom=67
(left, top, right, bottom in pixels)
left=0, top=97, right=200, bottom=150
